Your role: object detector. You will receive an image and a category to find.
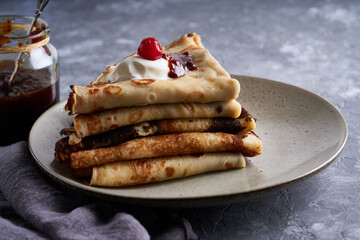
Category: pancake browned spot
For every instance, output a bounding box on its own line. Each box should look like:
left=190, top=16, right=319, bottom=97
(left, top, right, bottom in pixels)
left=225, top=162, right=233, bottom=169
left=88, top=88, right=100, bottom=95
left=194, top=91, right=205, bottom=100
left=103, top=86, right=122, bottom=95
left=85, top=116, right=102, bottom=136
left=182, top=169, right=187, bottom=177
left=129, top=111, right=143, bottom=123
left=165, top=167, right=175, bottom=177
left=131, top=79, right=156, bottom=86
left=160, top=160, right=166, bottom=167
left=130, top=160, right=151, bottom=182
left=145, top=162, right=152, bottom=170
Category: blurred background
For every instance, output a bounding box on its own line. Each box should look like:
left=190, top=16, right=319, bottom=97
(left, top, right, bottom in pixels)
left=2, top=0, right=359, bottom=104
left=1, top=0, right=359, bottom=239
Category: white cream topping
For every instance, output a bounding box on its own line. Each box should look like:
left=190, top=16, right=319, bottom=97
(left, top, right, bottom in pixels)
left=107, top=56, right=171, bottom=82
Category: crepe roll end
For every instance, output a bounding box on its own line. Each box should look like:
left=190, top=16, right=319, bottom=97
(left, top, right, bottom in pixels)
left=89, top=152, right=246, bottom=187
left=65, top=86, right=77, bottom=115
left=240, top=131, right=262, bottom=157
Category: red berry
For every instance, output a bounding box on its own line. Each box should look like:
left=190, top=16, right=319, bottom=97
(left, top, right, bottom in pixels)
left=138, top=37, right=162, bottom=60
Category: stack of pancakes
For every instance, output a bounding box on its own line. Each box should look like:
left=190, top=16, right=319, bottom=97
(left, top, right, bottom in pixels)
left=55, top=33, right=262, bottom=187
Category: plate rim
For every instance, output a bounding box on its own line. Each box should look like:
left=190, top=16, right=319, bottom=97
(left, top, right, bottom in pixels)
left=28, top=75, right=348, bottom=207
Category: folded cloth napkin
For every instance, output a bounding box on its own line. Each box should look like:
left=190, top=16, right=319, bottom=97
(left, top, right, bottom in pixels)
left=0, top=141, right=198, bottom=240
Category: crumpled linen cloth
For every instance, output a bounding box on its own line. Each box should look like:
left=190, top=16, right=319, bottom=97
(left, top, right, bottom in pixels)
left=0, top=141, right=198, bottom=240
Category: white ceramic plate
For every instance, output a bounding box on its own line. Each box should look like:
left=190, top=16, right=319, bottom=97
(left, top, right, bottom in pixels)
left=29, top=75, right=348, bottom=207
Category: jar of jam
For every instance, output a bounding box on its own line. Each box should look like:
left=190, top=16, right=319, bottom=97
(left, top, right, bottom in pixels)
left=0, top=15, right=59, bottom=145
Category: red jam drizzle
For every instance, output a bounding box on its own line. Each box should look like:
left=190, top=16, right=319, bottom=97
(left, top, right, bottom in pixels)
left=162, top=52, right=198, bottom=78
left=0, top=19, right=13, bottom=47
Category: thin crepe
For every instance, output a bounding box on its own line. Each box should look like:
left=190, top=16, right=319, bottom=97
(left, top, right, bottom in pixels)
left=67, top=100, right=241, bottom=144
left=70, top=131, right=262, bottom=170
left=65, top=33, right=240, bottom=115
left=55, top=107, right=256, bottom=163
left=90, top=152, right=246, bottom=187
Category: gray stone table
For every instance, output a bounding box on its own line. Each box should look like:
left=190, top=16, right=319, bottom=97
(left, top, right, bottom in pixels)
left=1, top=0, right=359, bottom=239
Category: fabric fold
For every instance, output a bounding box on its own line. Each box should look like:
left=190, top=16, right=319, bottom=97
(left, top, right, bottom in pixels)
left=0, top=142, right=197, bottom=240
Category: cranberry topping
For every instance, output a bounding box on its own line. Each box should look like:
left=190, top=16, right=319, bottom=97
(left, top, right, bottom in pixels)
left=137, top=37, right=162, bottom=60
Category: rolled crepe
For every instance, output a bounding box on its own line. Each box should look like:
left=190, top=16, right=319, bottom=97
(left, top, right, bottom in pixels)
left=55, top=107, right=256, bottom=163
left=70, top=131, right=262, bottom=170
left=65, top=33, right=240, bottom=115
left=67, top=100, right=241, bottom=144
left=89, top=152, right=246, bottom=187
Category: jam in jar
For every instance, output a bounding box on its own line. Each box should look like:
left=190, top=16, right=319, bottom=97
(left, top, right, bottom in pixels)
left=0, top=15, right=59, bottom=145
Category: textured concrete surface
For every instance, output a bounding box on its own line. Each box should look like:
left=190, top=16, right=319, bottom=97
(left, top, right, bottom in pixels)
left=1, top=0, right=359, bottom=239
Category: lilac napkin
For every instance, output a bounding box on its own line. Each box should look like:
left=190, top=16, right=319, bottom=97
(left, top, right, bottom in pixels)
left=0, top=141, right=197, bottom=240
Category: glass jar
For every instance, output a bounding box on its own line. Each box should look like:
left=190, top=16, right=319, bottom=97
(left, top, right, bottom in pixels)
left=0, top=15, right=59, bottom=145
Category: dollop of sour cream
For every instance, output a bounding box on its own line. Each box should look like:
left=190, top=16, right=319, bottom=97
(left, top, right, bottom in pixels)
left=107, top=56, right=171, bottom=82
